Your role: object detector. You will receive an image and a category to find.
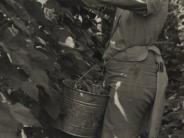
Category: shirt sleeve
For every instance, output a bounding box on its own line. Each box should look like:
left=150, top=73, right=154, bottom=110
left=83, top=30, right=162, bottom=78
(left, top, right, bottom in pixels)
left=100, top=0, right=161, bottom=15
left=146, top=0, right=161, bottom=15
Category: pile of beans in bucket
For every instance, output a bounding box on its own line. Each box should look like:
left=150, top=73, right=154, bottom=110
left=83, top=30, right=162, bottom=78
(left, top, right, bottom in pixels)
left=63, top=65, right=108, bottom=96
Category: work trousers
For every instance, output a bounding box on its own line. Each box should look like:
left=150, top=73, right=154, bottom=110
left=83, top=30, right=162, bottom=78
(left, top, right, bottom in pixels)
left=102, top=52, right=157, bottom=138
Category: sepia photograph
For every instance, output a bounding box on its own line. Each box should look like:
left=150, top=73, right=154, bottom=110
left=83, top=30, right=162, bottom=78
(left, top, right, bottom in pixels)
left=0, top=0, right=183, bottom=138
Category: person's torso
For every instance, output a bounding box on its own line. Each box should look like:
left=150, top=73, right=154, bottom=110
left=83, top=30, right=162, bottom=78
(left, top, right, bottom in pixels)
left=103, top=0, right=169, bottom=61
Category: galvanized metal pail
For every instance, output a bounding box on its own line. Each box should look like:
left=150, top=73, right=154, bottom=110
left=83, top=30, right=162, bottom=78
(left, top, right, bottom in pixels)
left=59, top=84, right=109, bottom=138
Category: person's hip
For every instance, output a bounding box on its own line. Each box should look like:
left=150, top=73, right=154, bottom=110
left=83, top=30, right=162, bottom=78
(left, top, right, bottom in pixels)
left=104, top=51, right=157, bottom=88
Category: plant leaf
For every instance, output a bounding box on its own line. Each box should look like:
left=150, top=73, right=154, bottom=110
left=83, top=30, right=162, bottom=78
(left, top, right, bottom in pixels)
left=8, top=103, right=41, bottom=127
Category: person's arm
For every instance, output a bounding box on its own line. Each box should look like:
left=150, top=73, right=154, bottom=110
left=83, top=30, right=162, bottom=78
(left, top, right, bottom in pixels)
left=101, top=0, right=147, bottom=11
left=100, top=0, right=161, bottom=15
left=82, top=0, right=161, bottom=15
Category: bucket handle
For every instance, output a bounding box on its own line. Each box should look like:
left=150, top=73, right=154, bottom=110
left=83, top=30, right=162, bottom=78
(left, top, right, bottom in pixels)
left=73, top=64, right=99, bottom=89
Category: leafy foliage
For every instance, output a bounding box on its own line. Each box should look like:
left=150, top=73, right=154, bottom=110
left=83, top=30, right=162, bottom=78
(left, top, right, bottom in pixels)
left=158, top=0, right=184, bottom=137
left=0, top=0, right=114, bottom=137
left=0, top=0, right=183, bottom=138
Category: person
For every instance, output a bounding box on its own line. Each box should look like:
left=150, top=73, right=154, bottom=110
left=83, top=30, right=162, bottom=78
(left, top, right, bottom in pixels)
left=82, top=0, right=169, bottom=138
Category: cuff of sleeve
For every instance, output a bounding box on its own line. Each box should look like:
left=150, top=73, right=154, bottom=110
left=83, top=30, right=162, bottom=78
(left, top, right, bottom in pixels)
left=146, top=0, right=161, bottom=15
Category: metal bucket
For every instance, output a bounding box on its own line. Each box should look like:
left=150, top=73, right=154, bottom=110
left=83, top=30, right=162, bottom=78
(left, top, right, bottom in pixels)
left=59, top=85, right=109, bottom=138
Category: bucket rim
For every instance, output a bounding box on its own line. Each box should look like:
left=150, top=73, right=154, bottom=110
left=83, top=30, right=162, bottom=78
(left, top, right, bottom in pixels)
left=64, top=84, right=109, bottom=97
left=60, top=128, right=95, bottom=138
